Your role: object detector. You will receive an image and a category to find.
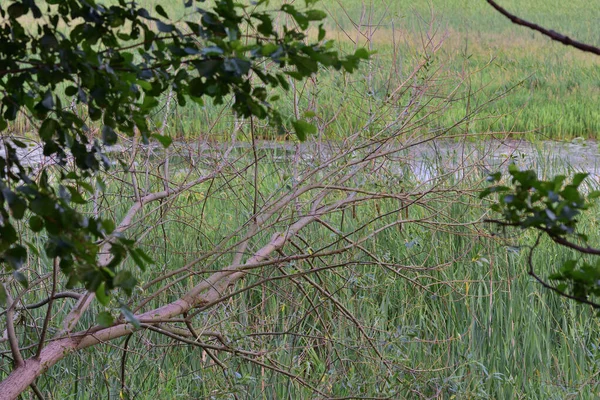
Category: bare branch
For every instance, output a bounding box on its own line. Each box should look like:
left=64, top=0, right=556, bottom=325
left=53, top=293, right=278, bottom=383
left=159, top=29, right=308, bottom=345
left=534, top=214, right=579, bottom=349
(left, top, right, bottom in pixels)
left=36, top=258, right=59, bottom=359
left=3, top=284, right=24, bottom=368
left=485, top=0, right=600, bottom=55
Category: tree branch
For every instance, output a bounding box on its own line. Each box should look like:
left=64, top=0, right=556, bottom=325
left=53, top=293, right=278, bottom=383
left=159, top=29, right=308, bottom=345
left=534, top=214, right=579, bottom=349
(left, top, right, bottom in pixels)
left=3, top=284, right=24, bottom=368
left=0, top=195, right=355, bottom=398
left=36, top=258, right=59, bottom=359
left=485, top=0, right=600, bottom=55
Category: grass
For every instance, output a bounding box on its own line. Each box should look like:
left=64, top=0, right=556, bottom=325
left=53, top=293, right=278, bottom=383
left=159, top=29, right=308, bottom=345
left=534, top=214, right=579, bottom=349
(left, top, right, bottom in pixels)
left=6, top=148, right=600, bottom=398
left=119, top=0, right=600, bottom=140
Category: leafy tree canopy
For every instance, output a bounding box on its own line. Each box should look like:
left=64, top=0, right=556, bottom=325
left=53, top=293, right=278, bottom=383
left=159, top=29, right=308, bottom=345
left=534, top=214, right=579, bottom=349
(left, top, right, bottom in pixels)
left=0, top=0, right=368, bottom=304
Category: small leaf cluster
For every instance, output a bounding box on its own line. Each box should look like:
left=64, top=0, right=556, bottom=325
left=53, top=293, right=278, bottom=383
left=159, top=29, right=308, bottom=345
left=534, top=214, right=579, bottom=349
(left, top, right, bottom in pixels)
left=482, top=165, right=600, bottom=306
left=481, top=165, right=596, bottom=239
left=548, top=259, right=600, bottom=303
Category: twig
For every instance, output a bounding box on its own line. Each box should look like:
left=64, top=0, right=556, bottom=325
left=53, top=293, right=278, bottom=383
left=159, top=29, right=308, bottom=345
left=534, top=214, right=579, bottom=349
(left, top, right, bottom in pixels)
left=486, top=0, right=600, bottom=55
left=120, top=334, right=133, bottom=397
left=3, top=284, right=24, bottom=367
left=29, top=382, right=44, bottom=400
left=527, top=234, right=600, bottom=309
left=36, top=258, right=59, bottom=359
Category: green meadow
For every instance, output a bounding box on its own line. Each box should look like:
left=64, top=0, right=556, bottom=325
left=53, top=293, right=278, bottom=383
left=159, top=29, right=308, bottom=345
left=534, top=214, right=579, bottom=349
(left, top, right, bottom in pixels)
left=109, top=0, right=600, bottom=140
left=8, top=0, right=599, bottom=140
left=21, top=152, right=600, bottom=398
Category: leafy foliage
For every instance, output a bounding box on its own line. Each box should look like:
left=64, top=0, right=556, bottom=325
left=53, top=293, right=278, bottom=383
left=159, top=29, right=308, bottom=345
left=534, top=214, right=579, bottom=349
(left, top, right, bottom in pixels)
left=0, top=0, right=367, bottom=299
left=482, top=166, right=600, bottom=306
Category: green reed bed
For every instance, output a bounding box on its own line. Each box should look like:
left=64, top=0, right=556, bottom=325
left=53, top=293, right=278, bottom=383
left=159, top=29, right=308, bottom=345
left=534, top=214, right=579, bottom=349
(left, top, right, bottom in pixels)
left=143, top=0, right=600, bottom=140
left=14, top=149, right=599, bottom=399
left=6, top=0, right=598, bottom=141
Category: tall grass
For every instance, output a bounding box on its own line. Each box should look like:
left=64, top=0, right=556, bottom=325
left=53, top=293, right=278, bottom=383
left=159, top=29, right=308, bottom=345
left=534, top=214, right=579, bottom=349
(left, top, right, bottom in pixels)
left=4, top=0, right=599, bottom=140
left=128, top=0, right=600, bottom=140
left=15, top=150, right=600, bottom=399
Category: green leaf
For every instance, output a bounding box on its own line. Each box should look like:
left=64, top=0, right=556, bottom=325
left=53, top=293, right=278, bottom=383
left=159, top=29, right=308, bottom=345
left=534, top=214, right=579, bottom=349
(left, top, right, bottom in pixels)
left=40, top=91, right=54, bottom=110
left=39, top=119, right=59, bottom=140
left=136, top=80, right=152, bottom=91
left=572, top=173, right=588, bottom=187
left=5, top=245, right=27, bottom=270
left=129, top=248, right=154, bottom=272
left=30, top=196, right=56, bottom=216
left=588, top=191, right=600, bottom=199
left=195, top=59, right=221, bottom=78
left=7, top=3, right=28, bottom=19
left=305, top=10, right=327, bottom=21
left=156, top=20, right=174, bottom=33
left=65, top=86, right=78, bottom=96
left=7, top=195, right=26, bottom=220
left=152, top=134, right=172, bottom=148
left=96, top=282, right=110, bottom=306
left=292, top=120, right=317, bottom=141
left=141, top=95, right=159, bottom=111
left=102, top=125, right=118, bottom=145
left=66, top=186, right=86, bottom=204
left=561, top=186, right=581, bottom=202
left=120, top=305, right=140, bottom=328
left=188, top=77, right=205, bottom=97
left=29, top=216, right=44, bottom=232
left=12, top=139, right=26, bottom=148
left=155, top=5, right=169, bottom=19
left=281, top=5, right=309, bottom=29
left=0, top=285, right=7, bottom=307
left=102, top=218, right=115, bottom=235
left=318, top=24, right=326, bottom=41
left=97, top=311, right=114, bottom=327
left=353, top=48, right=370, bottom=59
left=114, top=270, right=137, bottom=296
left=261, top=43, right=279, bottom=56
left=0, top=224, right=18, bottom=248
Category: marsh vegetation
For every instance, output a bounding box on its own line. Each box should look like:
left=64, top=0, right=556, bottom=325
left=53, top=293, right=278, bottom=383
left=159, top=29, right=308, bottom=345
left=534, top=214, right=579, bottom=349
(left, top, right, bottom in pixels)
left=1, top=1, right=600, bottom=398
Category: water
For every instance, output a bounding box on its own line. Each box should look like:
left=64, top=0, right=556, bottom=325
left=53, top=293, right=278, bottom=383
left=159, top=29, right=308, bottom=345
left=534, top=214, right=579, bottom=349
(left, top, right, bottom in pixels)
left=3, top=137, right=600, bottom=183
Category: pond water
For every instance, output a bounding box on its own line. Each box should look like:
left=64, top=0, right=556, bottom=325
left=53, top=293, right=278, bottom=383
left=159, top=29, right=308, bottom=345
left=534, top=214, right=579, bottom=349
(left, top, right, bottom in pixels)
left=4, top=137, right=600, bottom=184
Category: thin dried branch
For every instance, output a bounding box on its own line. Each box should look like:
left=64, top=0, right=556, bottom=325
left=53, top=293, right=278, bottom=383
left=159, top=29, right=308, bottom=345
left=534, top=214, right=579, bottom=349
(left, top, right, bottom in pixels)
left=486, top=0, right=600, bottom=55
left=36, top=258, right=59, bottom=358
left=3, top=284, right=24, bottom=368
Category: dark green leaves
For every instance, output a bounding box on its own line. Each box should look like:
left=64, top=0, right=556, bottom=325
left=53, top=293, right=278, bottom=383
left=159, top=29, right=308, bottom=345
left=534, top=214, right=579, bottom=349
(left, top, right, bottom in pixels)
left=481, top=167, right=590, bottom=236
left=102, top=125, right=118, bottom=145
left=155, top=5, right=169, bottom=19
left=7, top=3, right=28, bottom=19
left=482, top=167, right=600, bottom=306
left=4, top=245, right=27, bottom=270
left=188, top=77, right=205, bottom=97
left=0, top=0, right=368, bottom=305
left=128, top=247, right=154, bottom=272
left=114, top=271, right=137, bottom=296
left=292, top=120, right=317, bottom=141
left=0, top=285, right=7, bottom=307
left=281, top=4, right=310, bottom=29
left=29, top=216, right=44, bottom=232
left=97, top=311, right=114, bottom=327
left=120, top=305, right=140, bottom=328
left=39, top=119, right=59, bottom=140
left=151, top=134, right=172, bottom=148
left=96, top=282, right=110, bottom=305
